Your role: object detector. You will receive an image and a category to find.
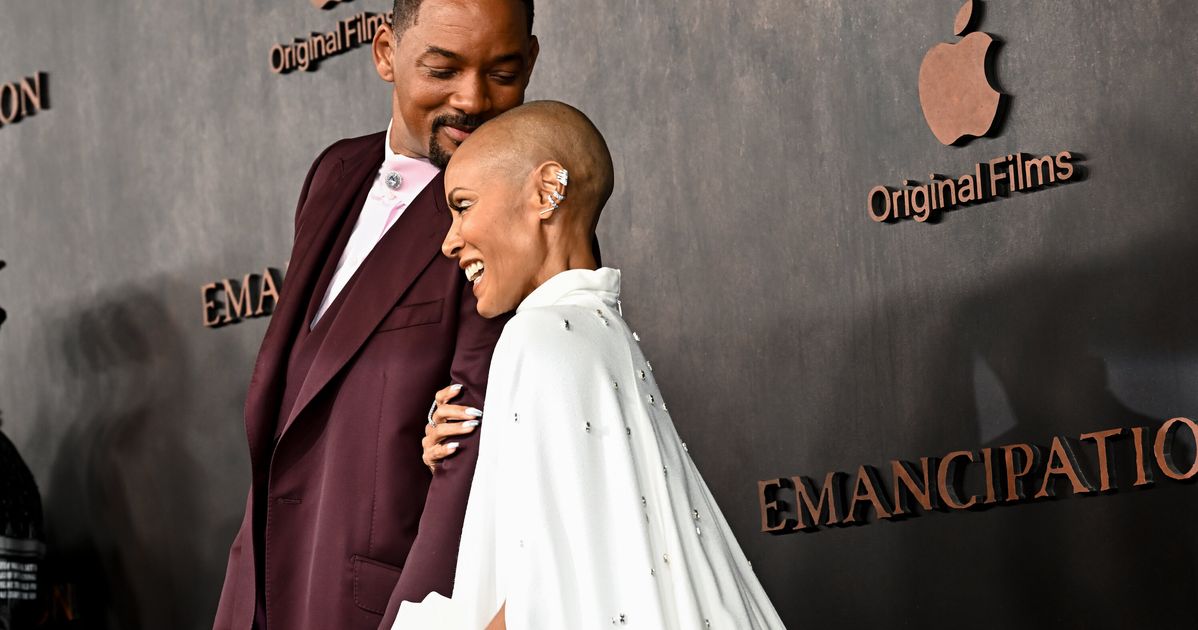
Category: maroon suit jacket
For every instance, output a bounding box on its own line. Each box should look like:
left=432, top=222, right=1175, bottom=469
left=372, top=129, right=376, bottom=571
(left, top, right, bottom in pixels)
left=213, top=131, right=505, bottom=630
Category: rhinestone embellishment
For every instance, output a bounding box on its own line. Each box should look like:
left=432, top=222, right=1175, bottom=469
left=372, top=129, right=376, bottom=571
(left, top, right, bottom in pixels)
left=633, top=332, right=641, bottom=341
left=385, top=171, right=403, bottom=190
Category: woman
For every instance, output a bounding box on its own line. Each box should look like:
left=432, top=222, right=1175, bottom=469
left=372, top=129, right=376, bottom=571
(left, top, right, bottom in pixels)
left=395, top=101, right=785, bottom=629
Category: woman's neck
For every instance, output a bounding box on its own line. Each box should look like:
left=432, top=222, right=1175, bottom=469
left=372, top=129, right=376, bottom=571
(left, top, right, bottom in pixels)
left=533, top=231, right=598, bottom=288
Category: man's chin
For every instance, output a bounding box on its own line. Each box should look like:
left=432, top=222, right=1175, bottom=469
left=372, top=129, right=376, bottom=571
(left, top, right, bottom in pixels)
left=428, top=135, right=458, bottom=170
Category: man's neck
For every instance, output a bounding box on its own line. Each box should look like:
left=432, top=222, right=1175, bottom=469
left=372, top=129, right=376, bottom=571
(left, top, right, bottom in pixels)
left=386, top=119, right=429, bottom=163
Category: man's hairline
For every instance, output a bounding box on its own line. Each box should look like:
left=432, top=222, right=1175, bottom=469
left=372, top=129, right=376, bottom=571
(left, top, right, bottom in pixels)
left=392, top=0, right=535, bottom=39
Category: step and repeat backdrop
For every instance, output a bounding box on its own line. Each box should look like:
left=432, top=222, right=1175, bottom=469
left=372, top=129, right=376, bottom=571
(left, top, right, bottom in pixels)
left=1, top=0, right=1196, bottom=627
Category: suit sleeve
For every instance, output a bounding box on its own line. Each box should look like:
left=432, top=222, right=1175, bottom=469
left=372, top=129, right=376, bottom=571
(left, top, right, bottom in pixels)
left=379, top=277, right=509, bottom=627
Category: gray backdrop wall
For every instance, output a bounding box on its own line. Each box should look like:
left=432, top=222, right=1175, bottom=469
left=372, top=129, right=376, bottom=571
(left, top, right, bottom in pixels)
left=1, top=0, right=1196, bottom=628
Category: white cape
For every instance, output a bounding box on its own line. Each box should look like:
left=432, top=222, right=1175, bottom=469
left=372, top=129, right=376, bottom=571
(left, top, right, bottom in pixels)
left=394, top=268, right=785, bottom=629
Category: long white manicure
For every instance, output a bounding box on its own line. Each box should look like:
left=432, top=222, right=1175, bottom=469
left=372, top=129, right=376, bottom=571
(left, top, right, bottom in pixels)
left=446, top=442, right=460, bottom=450
left=466, top=407, right=483, bottom=418
left=462, top=420, right=480, bottom=428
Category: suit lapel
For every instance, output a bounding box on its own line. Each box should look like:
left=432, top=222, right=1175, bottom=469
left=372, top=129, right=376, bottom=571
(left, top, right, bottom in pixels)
left=244, top=133, right=385, bottom=458
left=278, top=171, right=451, bottom=437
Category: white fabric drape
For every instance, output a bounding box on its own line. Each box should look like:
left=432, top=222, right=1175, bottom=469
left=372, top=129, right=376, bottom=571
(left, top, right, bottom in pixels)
left=394, top=268, right=786, bottom=629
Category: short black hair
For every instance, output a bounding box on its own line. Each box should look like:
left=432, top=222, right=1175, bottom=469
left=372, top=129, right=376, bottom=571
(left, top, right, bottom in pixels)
left=392, top=0, right=534, bottom=37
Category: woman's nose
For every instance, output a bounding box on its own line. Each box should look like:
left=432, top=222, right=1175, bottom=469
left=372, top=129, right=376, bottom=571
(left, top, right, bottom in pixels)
left=442, top=223, right=464, bottom=259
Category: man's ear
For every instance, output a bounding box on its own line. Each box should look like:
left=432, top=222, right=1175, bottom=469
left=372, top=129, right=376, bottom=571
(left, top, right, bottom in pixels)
left=523, top=36, right=540, bottom=85
left=373, top=24, right=397, bottom=82
left=532, top=160, right=566, bottom=220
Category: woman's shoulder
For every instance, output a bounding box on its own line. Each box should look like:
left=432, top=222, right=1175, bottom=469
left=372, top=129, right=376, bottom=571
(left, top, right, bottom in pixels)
left=497, top=303, right=624, bottom=372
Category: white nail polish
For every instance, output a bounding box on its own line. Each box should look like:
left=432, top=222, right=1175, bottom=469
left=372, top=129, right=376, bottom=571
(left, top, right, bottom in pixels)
left=451, top=383, right=463, bottom=391
left=447, top=442, right=460, bottom=449
left=466, top=407, right=483, bottom=418
left=462, top=420, right=480, bottom=428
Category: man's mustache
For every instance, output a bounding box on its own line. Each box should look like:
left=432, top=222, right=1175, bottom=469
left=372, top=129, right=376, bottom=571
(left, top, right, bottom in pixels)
left=432, top=113, right=486, bottom=135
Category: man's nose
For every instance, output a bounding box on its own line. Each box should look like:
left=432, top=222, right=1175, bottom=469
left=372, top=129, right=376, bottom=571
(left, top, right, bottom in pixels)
left=449, top=73, right=491, bottom=115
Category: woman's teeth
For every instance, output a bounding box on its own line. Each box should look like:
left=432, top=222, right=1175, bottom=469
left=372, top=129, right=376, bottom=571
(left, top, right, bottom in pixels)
left=465, top=261, right=486, bottom=284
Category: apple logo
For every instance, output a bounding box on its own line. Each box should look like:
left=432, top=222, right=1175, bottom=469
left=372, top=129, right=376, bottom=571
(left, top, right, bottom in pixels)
left=918, top=0, right=1005, bottom=145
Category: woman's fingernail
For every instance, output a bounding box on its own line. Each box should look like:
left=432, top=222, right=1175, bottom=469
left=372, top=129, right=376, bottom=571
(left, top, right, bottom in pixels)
left=450, top=384, right=463, bottom=391
left=446, top=442, right=460, bottom=450
left=462, top=420, right=480, bottom=428
left=466, top=407, right=483, bottom=418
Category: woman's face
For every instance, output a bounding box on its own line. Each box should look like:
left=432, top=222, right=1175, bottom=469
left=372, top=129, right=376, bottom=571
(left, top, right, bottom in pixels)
left=441, top=153, right=547, bottom=318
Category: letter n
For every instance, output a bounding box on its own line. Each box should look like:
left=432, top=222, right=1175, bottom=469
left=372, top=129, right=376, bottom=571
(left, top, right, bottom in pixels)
left=890, top=457, right=940, bottom=517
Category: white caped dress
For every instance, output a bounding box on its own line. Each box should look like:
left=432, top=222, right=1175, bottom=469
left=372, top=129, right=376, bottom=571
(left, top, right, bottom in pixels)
left=393, top=268, right=786, bottom=629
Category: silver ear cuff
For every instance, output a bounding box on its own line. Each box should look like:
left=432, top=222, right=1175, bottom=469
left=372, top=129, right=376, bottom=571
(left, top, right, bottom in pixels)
left=543, top=168, right=569, bottom=216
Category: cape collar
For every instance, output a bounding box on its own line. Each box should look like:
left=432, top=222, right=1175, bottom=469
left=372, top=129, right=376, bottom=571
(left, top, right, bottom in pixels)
left=517, top=267, right=622, bottom=313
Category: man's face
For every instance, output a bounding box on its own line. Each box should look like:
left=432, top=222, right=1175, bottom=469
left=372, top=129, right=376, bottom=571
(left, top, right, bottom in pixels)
left=441, top=144, right=545, bottom=318
left=382, top=0, right=538, bottom=168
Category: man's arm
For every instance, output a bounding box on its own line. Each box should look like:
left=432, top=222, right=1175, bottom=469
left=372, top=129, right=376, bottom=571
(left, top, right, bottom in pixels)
left=378, top=279, right=508, bottom=627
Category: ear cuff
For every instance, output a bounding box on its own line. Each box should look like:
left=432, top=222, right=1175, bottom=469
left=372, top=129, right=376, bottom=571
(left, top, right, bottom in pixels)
left=542, top=168, right=570, bottom=217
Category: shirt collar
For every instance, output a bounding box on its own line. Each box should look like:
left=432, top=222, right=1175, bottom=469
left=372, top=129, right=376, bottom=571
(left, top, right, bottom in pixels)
left=517, top=267, right=622, bottom=313
left=385, top=119, right=400, bottom=161
left=377, top=119, right=441, bottom=199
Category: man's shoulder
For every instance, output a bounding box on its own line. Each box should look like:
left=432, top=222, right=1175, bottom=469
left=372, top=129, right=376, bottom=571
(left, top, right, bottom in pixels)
left=316, top=129, right=387, bottom=163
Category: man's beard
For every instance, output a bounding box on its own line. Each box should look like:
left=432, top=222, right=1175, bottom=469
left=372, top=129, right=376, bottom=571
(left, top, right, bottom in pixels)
left=428, top=113, right=486, bottom=169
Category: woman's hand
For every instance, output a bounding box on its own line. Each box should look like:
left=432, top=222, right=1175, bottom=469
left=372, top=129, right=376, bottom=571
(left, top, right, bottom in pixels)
left=422, top=383, right=483, bottom=474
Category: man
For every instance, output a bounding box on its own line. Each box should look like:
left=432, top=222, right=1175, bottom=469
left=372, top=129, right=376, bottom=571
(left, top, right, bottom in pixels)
left=212, top=1, right=538, bottom=628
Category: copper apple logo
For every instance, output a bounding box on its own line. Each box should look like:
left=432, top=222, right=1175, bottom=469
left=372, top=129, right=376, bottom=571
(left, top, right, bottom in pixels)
left=919, top=0, right=1005, bottom=145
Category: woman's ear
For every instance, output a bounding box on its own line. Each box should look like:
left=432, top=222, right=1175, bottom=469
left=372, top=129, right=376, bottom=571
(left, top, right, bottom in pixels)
left=532, top=161, right=568, bottom=221
left=372, top=24, right=396, bottom=82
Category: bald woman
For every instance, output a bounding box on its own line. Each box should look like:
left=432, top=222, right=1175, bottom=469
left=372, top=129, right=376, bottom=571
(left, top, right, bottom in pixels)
left=394, top=102, right=785, bottom=629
